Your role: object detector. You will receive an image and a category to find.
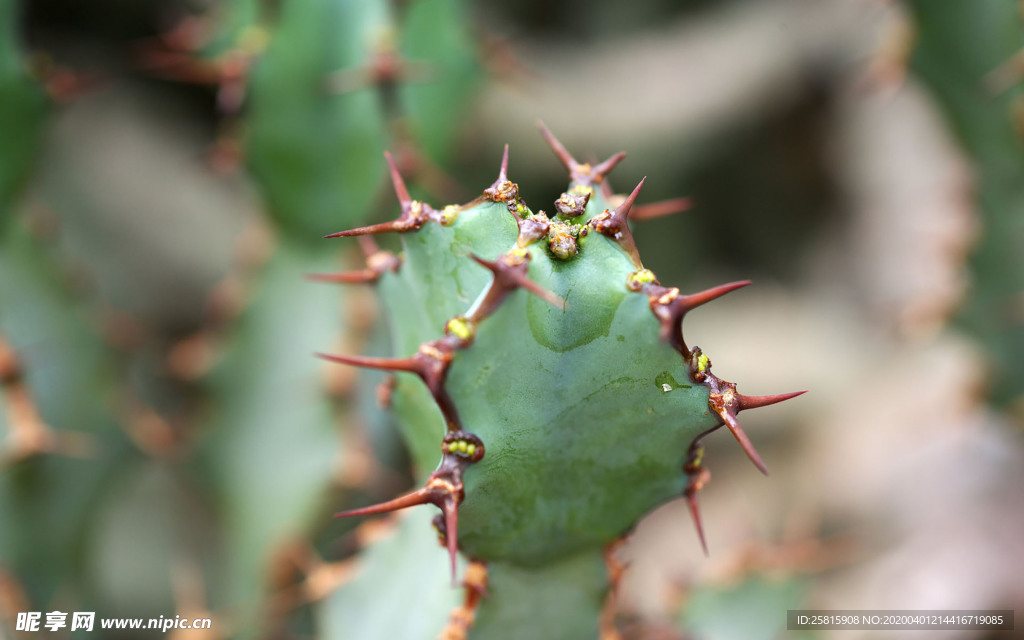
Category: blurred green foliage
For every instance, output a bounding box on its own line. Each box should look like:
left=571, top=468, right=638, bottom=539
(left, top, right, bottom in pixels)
left=0, top=0, right=46, bottom=223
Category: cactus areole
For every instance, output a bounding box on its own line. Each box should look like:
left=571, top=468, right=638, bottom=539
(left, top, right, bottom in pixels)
left=319, top=124, right=804, bottom=598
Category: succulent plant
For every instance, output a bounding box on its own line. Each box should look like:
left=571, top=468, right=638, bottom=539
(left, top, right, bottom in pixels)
left=317, top=125, right=805, bottom=638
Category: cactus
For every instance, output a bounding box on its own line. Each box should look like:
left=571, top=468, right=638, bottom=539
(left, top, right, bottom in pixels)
left=318, top=126, right=804, bottom=638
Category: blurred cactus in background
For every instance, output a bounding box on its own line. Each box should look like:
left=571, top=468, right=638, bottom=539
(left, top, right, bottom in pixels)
left=909, top=0, right=1024, bottom=413
left=1, top=0, right=483, bottom=636
left=0, top=0, right=46, bottom=220
left=2, top=0, right=1023, bottom=639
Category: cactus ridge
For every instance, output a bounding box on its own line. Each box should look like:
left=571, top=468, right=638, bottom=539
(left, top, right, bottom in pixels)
left=320, top=124, right=805, bottom=591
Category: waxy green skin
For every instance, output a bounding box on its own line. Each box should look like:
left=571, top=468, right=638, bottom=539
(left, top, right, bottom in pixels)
left=378, top=190, right=719, bottom=566
left=323, top=137, right=801, bottom=639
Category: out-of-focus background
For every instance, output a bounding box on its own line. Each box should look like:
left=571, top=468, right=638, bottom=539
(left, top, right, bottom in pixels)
left=1, top=0, right=1022, bottom=638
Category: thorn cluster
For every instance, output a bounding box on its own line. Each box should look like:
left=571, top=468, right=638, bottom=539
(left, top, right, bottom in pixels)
left=588, top=178, right=646, bottom=268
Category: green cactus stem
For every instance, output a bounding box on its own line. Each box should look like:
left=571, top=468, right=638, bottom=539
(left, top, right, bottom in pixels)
left=317, top=125, right=804, bottom=637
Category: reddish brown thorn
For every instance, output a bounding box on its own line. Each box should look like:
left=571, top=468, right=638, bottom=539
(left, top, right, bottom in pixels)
left=591, top=178, right=645, bottom=268
left=321, top=346, right=457, bottom=428
left=468, top=254, right=563, bottom=311
left=685, top=492, right=709, bottom=557
left=325, top=152, right=437, bottom=238
left=650, top=281, right=751, bottom=354
left=337, top=458, right=473, bottom=579
left=537, top=120, right=578, bottom=171
left=308, top=246, right=400, bottom=282
left=682, top=440, right=711, bottom=556
left=536, top=121, right=627, bottom=185
left=444, top=496, right=460, bottom=585
left=467, top=253, right=498, bottom=270
left=719, top=410, right=769, bottom=475
left=344, top=447, right=478, bottom=583
left=323, top=220, right=411, bottom=238
left=516, top=277, right=564, bottom=309
left=737, top=390, right=807, bottom=411
left=334, top=487, right=433, bottom=518
left=384, top=150, right=412, bottom=204
left=357, top=235, right=380, bottom=258
left=439, top=562, right=489, bottom=639
left=390, top=138, right=468, bottom=205
left=316, top=352, right=420, bottom=374
left=615, top=177, right=644, bottom=219
left=630, top=197, right=692, bottom=221
left=498, top=144, right=509, bottom=183
left=593, top=177, right=644, bottom=230
left=683, top=280, right=752, bottom=309
left=590, top=151, right=627, bottom=183
left=482, top=146, right=519, bottom=212
left=306, top=269, right=379, bottom=284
